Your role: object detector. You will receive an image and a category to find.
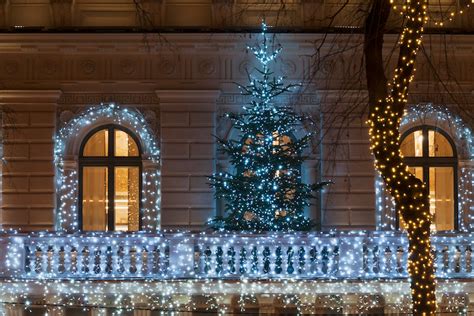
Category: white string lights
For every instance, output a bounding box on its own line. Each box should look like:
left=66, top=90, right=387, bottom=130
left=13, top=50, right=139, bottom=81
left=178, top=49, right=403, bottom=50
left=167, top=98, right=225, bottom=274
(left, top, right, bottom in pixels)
left=377, top=104, right=474, bottom=232
left=54, top=103, right=161, bottom=232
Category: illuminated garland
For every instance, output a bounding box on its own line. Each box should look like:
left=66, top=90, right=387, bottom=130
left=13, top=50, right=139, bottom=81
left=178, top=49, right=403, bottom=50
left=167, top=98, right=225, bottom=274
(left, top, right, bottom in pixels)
left=390, top=0, right=471, bottom=27
left=367, top=0, right=437, bottom=314
left=54, top=103, right=161, bottom=232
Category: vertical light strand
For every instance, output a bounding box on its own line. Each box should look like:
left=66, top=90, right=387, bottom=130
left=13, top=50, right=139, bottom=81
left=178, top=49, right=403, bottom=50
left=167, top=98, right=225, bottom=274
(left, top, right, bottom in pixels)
left=368, top=1, right=436, bottom=314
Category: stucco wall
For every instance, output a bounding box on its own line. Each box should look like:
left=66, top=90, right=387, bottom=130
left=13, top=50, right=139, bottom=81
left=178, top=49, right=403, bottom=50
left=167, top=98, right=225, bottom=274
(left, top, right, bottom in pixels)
left=0, top=33, right=471, bottom=231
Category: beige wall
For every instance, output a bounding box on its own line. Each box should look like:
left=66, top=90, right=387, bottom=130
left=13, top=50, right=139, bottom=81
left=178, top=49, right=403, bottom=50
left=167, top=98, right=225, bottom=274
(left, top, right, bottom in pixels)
left=0, top=33, right=471, bottom=231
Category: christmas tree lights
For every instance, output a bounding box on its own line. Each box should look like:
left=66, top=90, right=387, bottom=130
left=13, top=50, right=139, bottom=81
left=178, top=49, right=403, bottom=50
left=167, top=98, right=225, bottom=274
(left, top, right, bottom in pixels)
left=209, top=22, right=329, bottom=232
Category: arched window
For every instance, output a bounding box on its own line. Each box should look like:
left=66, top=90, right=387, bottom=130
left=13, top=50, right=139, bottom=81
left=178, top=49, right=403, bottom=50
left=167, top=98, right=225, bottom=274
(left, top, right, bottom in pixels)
left=79, top=125, right=142, bottom=232
left=400, top=126, right=458, bottom=231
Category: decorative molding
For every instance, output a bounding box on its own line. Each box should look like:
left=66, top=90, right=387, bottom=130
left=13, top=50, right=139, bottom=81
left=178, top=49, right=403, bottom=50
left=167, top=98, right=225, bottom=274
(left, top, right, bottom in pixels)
left=58, top=93, right=159, bottom=106
left=0, top=90, right=62, bottom=103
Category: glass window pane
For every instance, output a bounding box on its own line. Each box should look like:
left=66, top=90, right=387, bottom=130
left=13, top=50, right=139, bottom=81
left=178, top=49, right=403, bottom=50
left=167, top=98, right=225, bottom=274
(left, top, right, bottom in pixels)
left=429, top=130, right=453, bottom=157
left=114, top=167, right=140, bottom=231
left=400, top=130, right=423, bottom=157
left=82, top=167, right=108, bottom=231
left=399, top=166, right=423, bottom=230
left=83, top=129, right=108, bottom=156
left=429, top=167, right=455, bottom=231
left=115, top=130, right=139, bottom=157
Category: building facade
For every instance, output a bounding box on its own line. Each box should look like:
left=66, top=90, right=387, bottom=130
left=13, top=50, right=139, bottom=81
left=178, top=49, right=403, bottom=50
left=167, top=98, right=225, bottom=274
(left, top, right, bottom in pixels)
left=0, top=1, right=473, bottom=315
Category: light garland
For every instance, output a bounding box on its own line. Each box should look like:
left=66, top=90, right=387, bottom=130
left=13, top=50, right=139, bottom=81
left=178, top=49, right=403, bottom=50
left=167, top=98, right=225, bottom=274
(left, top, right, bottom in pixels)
left=368, top=0, right=437, bottom=314
left=54, top=103, right=161, bottom=232
left=390, top=0, right=472, bottom=27
left=1, top=230, right=474, bottom=313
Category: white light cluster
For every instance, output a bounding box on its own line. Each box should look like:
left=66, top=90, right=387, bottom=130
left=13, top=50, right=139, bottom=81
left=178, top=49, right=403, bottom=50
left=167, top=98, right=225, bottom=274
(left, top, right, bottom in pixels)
left=377, top=103, right=474, bottom=231
left=54, top=103, right=160, bottom=232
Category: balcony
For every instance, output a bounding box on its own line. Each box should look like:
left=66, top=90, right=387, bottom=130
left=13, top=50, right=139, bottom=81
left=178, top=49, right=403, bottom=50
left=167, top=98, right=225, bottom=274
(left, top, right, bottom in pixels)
left=0, top=231, right=471, bottom=282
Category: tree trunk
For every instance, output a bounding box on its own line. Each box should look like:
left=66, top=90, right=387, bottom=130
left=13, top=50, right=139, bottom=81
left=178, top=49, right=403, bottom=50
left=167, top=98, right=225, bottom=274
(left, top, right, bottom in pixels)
left=364, top=1, right=437, bottom=314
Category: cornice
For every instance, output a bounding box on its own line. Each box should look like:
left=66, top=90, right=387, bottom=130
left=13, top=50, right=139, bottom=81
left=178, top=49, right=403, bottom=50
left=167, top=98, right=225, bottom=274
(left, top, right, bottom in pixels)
left=0, top=89, right=62, bottom=103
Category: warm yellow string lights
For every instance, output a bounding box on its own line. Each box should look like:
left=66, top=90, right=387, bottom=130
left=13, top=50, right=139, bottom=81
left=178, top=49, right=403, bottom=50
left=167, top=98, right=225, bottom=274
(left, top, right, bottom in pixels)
left=368, top=1, right=437, bottom=315
left=391, top=0, right=471, bottom=26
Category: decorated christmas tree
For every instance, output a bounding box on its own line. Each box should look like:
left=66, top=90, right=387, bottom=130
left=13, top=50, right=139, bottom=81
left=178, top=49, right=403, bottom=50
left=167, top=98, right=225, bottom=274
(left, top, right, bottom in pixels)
left=209, top=22, right=328, bottom=232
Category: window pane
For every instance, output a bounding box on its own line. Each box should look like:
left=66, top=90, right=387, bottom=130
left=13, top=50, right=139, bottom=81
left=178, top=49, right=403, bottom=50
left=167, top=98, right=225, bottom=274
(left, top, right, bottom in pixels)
left=399, top=166, right=423, bottom=230
left=83, top=129, right=108, bottom=156
left=400, top=130, right=423, bottom=157
left=429, top=130, right=453, bottom=157
left=114, top=167, right=140, bottom=231
left=82, top=167, right=108, bottom=231
left=115, top=130, right=139, bottom=157
left=429, top=167, right=455, bottom=231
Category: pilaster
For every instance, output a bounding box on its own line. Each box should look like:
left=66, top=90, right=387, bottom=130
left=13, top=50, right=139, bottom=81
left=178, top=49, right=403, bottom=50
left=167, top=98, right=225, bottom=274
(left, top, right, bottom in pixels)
left=156, top=90, right=221, bottom=230
left=0, top=90, right=62, bottom=231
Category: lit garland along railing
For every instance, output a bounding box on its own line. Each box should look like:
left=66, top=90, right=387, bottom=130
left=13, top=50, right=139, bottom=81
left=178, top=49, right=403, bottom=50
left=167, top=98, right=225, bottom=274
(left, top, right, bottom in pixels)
left=368, top=0, right=436, bottom=314
left=0, top=231, right=474, bottom=281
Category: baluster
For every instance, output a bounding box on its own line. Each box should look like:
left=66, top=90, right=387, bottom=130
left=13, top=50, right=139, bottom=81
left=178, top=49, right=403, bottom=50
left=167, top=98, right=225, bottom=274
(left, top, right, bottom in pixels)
left=117, top=245, right=125, bottom=274
left=145, top=245, right=154, bottom=277
left=215, top=246, right=223, bottom=276
left=81, top=246, right=89, bottom=275
left=362, top=245, right=369, bottom=273
left=262, top=246, right=271, bottom=274
left=297, top=246, right=305, bottom=275
left=203, top=246, right=212, bottom=275
left=140, top=246, right=148, bottom=276
left=51, top=244, right=60, bottom=275
left=164, top=244, right=170, bottom=273
left=466, top=246, right=472, bottom=274
left=274, top=246, right=282, bottom=274
left=129, top=246, right=137, bottom=274
left=396, top=246, right=404, bottom=274
left=286, top=246, right=294, bottom=275
left=239, top=247, right=247, bottom=275
left=442, top=246, right=450, bottom=273
left=194, top=245, right=202, bottom=275
left=251, top=246, right=258, bottom=275
left=309, top=246, right=318, bottom=275
left=58, top=246, right=65, bottom=274
left=41, top=244, right=48, bottom=275
left=70, top=246, right=78, bottom=275
left=372, top=246, right=380, bottom=274
left=321, top=246, right=329, bottom=274
left=454, top=246, right=462, bottom=274
left=93, top=245, right=101, bottom=275
left=105, top=246, right=113, bottom=275
left=332, top=246, right=340, bottom=275
left=227, top=246, right=236, bottom=275
left=24, top=245, right=32, bottom=275
left=384, top=247, right=392, bottom=274
left=123, top=244, right=131, bottom=276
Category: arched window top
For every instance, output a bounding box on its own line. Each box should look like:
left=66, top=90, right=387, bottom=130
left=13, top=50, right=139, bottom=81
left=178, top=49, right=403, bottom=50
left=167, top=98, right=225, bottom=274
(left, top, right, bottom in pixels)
left=55, top=104, right=160, bottom=232
left=81, top=125, right=141, bottom=158
left=400, top=126, right=456, bottom=158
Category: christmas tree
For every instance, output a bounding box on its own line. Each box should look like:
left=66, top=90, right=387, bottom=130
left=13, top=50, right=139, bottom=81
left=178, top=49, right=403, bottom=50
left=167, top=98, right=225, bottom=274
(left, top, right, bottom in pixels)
left=209, top=22, right=329, bottom=232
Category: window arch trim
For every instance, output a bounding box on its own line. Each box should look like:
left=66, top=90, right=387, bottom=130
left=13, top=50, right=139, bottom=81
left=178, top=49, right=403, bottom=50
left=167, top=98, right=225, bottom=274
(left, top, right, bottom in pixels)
left=55, top=104, right=160, bottom=233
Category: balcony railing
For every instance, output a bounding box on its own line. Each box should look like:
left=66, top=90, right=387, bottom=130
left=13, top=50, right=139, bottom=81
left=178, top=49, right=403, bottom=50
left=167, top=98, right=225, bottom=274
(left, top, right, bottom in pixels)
left=0, top=231, right=471, bottom=280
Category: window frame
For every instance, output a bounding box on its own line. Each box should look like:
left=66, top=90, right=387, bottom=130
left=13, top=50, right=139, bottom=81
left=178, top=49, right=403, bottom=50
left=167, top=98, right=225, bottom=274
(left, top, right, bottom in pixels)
left=398, top=125, right=458, bottom=231
left=78, top=124, right=143, bottom=232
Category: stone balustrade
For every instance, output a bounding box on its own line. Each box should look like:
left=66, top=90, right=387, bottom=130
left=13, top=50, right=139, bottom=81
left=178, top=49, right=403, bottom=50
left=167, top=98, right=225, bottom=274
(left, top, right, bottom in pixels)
left=0, top=231, right=472, bottom=280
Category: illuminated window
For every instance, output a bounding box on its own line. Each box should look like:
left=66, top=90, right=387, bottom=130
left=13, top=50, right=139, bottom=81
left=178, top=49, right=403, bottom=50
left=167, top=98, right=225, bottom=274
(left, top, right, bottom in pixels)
left=399, top=126, right=457, bottom=231
left=80, top=125, right=141, bottom=232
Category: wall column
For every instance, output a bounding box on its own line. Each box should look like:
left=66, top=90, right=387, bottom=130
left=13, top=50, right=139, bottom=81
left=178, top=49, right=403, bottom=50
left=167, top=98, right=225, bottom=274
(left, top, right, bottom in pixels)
left=0, top=90, right=61, bottom=231
left=156, top=90, right=220, bottom=230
